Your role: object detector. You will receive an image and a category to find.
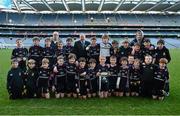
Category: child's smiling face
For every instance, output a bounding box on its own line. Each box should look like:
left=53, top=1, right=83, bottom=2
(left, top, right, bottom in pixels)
left=33, top=40, right=40, bottom=46
left=157, top=43, right=164, bottom=49
left=112, top=43, right=118, bottom=48
left=91, top=39, right=96, bottom=45
left=145, top=56, right=152, bottom=64
left=79, top=62, right=86, bottom=68
left=99, top=56, right=106, bottom=65
left=45, top=40, right=51, bottom=47
left=159, top=63, right=166, bottom=69
left=102, top=38, right=109, bottom=44
left=133, top=60, right=140, bottom=68
left=42, top=63, right=49, bottom=69
left=67, top=40, right=72, bottom=46
left=128, top=56, right=134, bottom=64
left=16, top=40, right=22, bottom=47
left=28, top=63, right=35, bottom=69
left=12, top=62, right=19, bottom=68
left=89, top=62, right=96, bottom=68
left=57, top=42, right=63, bottom=49
left=144, top=42, right=151, bottom=48
left=134, top=45, right=140, bottom=51
left=110, top=58, right=116, bottom=65
left=57, top=59, right=64, bottom=66
left=123, top=42, right=129, bottom=48
left=121, top=60, right=128, bottom=65
left=69, top=58, right=76, bottom=64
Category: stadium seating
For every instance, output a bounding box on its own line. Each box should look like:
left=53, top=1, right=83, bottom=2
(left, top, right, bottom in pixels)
left=0, top=12, right=180, bottom=49
left=1, top=12, right=180, bottom=26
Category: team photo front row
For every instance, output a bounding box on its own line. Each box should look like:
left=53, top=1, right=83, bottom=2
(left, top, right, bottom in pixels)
left=7, top=34, right=171, bottom=101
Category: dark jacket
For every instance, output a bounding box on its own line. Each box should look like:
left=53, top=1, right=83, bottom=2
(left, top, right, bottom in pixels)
left=7, top=68, right=24, bottom=93
left=73, top=40, right=90, bottom=59
left=155, top=46, right=171, bottom=64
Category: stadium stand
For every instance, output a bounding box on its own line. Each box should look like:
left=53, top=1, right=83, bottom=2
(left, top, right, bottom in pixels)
left=1, top=13, right=180, bottom=26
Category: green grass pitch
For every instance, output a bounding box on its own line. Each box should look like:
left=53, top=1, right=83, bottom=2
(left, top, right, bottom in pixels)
left=0, top=49, right=180, bottom=115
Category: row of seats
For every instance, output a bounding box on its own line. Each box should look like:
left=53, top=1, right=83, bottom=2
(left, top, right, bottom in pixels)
left=1, top=12, right=180, bottom=26
left=0, top=30, right=179, bottom=35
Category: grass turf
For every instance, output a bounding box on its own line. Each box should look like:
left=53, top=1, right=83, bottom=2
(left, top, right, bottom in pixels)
left=0, top=49, right=180, bottom=115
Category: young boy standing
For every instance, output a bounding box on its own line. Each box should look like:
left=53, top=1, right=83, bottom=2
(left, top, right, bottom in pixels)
left=131, top=43, right=143, bottom=62
left=129, top=59, right=141, bottom=96
left=37, top=58, right=51, bottom=99
left=43, top=38, right=55, bottom=68
left=141, top=39, right=155, bottom=62
left=28, top=37, right=43, bottom=68
left=87, top=58, right=97, bottom=98
left=111, top=40, right=119, bottom=58
left=108, top=56, right=118, bottom=96
left=96, top=56, right=109, bottom=98
left=7, top=59, right=24, bottom=99
left=86, top=37, right=100, bottom=63
left=11, top=39, right=28, bottom=72
left=64, top=37, right=74, bottom=60
left=66, top=53, right=78, bottom=98
left=100, top=34, right=113, bottom=63
left=119, top=39, right=132, bottom=59
left=128, top=55, right=135, bottom=69
left=55, top=41, right=66, bottom=59
left=53, top=56, right=66, bottom=98
left=152, top=58, right=169, bottom=100
left=140, top=55, right=156, bottom=97
left=77, top=57, right=88, bottom=99
left=155, top=39, right=171, bottom=64
left=25, top=59, right=38, bottom=98
left=117, top=57, right=130, bottom=97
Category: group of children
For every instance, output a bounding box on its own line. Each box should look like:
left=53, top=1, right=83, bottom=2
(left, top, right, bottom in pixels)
left=7, top=34, right=171, bottom=100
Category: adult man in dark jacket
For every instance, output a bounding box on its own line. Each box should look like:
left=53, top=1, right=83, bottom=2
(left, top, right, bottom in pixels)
left=73, top=34, right=90, bottom=59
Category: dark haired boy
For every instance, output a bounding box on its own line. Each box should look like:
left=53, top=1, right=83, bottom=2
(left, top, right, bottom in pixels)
left=7, top=59, right=24, bottom=99
left=11, top=39, right=28, bottom=72
left=140, top=55, right=156, bottom=97
left=152, top=58, right=169, bottom=100
left=66, top=53, right=78, bottom=98
left=119, top=39, right=132, bottom=60
left=53, top=56, right=66, bottom=98
left=86, top=37, right=100, bottom=63
left=55, top=41, right=66, bottom=59
left=131, top=43, right=143, bottom=62
left=28, top=37, right=43, bottom=68
left=155, top=39, right=171, bottom=64
left=129, top=59, right=141, bottom=96
left=64, top=37, right=74, bottom=60
left=77, top=57, right=88, bottom=99
left=117, top=57, right=130, bottom=97
left=37, top=58, right=51, bottom=99
left=43, top=38, right=55, bottom=68
left=87, top=58, right=97, bottom=98
left=141, top=39, right=155, bottom=62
